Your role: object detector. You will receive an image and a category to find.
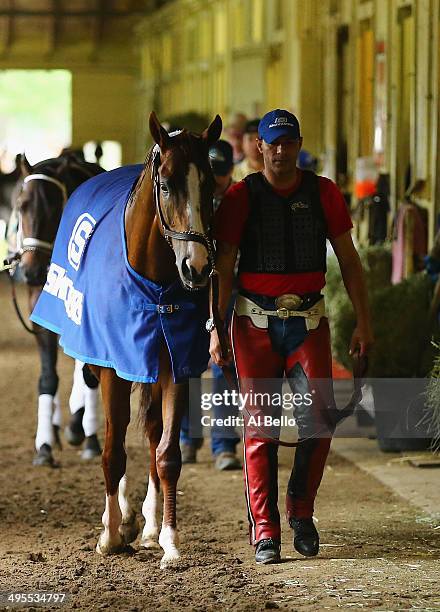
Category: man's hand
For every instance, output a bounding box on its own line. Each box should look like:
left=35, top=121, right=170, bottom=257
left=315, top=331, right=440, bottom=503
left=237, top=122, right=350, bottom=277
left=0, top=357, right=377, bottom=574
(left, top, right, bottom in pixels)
left=349, top=325, right=374, bottom=356
left=209, top=328, right=233, bottom=367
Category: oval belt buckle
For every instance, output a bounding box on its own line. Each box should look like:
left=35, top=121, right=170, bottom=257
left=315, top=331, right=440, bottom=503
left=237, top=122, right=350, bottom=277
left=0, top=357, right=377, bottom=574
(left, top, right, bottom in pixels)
left=275, top=293, right=303, bottom=312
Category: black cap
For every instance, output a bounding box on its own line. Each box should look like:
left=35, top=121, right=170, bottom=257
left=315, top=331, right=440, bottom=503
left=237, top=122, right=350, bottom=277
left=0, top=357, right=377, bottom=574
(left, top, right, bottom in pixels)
left=244, top=118, right=260, bottom=134
left=208, top=139, right=234, bottom=176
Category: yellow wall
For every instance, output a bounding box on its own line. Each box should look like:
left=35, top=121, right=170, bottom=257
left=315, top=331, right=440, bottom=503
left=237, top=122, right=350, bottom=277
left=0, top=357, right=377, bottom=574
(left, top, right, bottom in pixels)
left=71, top=72, right=139, bottom=165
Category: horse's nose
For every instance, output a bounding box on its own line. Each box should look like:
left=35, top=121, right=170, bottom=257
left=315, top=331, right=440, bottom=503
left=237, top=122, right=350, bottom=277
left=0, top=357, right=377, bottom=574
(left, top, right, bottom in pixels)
left=182, top=258, right=210, bottom=285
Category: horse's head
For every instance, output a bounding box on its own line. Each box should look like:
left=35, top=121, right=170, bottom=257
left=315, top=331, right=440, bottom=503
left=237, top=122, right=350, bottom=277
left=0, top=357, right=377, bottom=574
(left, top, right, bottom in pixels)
left=149, top=112, right=222, bottom=290
left=15, top=155, right=67, bottom=286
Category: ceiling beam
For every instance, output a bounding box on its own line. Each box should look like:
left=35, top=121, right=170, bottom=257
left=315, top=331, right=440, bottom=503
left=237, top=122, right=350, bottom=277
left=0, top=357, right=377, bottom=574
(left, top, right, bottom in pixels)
left=0, top=9, right=152, bottom=18
left=2, top=0, right=15, bottom=54
left=91, top=0, right=108, bottom=61
left=50, top=0, right=62, bottom=54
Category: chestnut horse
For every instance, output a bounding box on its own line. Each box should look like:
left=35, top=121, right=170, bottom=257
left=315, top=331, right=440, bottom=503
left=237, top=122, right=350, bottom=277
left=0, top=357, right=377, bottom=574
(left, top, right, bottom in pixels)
left=31, top=113, right=222, bottom=567
left=89, top=114, right=222, bottom=567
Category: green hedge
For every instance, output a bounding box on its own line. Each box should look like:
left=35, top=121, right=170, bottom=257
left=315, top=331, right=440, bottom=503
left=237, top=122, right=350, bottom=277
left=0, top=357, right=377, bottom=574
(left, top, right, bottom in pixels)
left=326, top=246, right=436, bottom=377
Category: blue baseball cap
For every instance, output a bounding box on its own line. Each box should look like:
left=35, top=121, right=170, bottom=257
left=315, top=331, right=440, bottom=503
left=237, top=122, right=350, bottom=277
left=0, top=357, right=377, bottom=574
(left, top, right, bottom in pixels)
left=258, top=109, right=301, bottom=144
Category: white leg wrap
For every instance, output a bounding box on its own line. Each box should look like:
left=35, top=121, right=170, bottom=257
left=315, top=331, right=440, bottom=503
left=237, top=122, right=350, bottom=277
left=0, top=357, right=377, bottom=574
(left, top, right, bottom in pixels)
left=83, top=386, right=99, bottom=437
left=51, top=393, right=62, bottom=427
left=35, top=394, right=54, bottom=450
left=69, top=359, right=85, bottom=414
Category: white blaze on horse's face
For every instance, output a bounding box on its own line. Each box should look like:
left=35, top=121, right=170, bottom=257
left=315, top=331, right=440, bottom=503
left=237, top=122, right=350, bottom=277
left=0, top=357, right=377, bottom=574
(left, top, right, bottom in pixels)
left=173, top=162, right=210, bottom=290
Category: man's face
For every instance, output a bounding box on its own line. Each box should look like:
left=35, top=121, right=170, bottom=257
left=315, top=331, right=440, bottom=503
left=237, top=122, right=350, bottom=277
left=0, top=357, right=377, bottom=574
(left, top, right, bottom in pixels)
left=258, top=135, right=303, bottom=177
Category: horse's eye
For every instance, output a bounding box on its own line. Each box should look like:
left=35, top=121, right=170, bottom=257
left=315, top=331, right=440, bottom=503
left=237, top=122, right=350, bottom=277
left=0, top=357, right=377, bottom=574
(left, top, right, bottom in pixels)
left=160, top=183, right=169, bottom=195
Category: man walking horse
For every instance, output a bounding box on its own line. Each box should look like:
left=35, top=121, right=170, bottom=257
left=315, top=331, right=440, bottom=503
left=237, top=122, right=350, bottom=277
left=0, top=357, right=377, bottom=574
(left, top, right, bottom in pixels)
left=210, top=109, right=373, bottom=564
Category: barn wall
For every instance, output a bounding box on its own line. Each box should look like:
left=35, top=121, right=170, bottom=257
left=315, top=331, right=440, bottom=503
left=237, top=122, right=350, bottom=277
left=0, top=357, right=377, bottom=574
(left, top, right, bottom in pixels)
left=71, top=71, right=139, bottom=165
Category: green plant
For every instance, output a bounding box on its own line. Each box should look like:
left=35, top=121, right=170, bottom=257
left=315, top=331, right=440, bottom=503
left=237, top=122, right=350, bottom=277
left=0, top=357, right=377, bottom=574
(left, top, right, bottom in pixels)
left=425, top=344, right=440, bottom=451
left=328, top=262, right=435, bottom=377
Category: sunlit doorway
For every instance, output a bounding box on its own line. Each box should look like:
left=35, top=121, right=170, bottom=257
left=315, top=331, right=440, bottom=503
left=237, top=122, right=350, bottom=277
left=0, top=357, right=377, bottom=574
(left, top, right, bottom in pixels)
left=0, top=69, right=71, bottom=171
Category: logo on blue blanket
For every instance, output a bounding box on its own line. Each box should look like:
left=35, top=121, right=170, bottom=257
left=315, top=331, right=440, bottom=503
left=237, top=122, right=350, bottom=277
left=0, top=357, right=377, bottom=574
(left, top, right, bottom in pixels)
left=43, top=263, right=84, bottom=325
left=68, top=213, right=96, bottom=271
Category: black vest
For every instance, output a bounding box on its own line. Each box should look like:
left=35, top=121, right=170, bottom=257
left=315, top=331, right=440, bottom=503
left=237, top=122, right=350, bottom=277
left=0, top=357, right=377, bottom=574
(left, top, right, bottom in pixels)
left=238, top=171, right=327, bottom=275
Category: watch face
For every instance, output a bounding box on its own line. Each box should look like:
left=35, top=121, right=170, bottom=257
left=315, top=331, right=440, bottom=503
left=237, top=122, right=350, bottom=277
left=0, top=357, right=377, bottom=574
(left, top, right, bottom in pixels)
left=205, top=318, right=215, bottom=332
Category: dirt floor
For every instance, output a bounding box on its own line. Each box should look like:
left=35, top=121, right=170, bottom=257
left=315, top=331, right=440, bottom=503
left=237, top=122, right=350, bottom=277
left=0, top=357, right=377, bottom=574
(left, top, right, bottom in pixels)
left=0, top=276, right=439, bottom=612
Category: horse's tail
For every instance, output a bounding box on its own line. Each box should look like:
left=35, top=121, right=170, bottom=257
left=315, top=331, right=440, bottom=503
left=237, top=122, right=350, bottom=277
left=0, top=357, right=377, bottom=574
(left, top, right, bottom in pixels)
left=135, top=383, right=152, bottom=435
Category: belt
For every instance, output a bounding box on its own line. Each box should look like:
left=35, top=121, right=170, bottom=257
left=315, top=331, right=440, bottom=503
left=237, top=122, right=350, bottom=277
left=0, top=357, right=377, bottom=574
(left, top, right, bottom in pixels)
left=234, top=294, right=326, bottom=330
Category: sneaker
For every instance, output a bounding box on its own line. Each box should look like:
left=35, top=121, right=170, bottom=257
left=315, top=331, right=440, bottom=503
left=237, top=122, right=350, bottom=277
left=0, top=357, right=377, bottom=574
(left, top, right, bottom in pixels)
left=289, top=517, right=319, bottom=557
left=214, top=451, right=241, bottom=471
left=255, top=538, right=281, bottom=564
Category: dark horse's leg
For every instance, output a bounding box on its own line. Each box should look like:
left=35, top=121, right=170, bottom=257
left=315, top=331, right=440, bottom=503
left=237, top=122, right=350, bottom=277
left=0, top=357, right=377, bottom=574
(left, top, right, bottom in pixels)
left=156, top=340, right=187, bottom=568
left=94, top=366, right=138, bottom=554
left=140, top=382, right=163, bottom=548
left=30, top=284, right=60, bottom=466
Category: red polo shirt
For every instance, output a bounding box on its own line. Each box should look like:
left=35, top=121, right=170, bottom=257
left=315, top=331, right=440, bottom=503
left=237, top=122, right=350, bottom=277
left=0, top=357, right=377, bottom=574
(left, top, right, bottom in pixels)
left=214, top=170, right=352, bottom=296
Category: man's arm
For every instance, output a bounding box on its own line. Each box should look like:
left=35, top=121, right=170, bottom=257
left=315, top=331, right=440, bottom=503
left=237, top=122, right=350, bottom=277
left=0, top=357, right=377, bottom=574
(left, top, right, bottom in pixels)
left=330, top=231, right=374, bottom=356
left=209, top=241, right=238, bottom=365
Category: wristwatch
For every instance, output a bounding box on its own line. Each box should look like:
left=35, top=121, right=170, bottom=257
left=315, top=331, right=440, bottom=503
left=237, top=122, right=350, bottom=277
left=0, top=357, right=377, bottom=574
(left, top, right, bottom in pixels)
left=205, top=317, right=216, bottom=332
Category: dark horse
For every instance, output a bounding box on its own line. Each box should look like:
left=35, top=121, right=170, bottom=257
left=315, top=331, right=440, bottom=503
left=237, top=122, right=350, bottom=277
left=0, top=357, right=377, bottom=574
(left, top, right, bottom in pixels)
left=9, top=153, right=105, bottom=466
left=31, top=113, right=222, bottom=567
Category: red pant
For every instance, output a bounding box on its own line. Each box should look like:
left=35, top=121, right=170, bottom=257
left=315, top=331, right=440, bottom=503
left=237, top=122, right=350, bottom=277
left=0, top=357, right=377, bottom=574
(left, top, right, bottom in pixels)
left=231, top=312, right=334, bottom=545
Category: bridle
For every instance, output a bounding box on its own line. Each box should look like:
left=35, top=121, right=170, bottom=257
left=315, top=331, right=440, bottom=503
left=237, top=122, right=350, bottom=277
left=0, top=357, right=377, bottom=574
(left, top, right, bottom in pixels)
left=150, top=146, right=216, bottom=273
left=4, top=173, right=67, bottom=270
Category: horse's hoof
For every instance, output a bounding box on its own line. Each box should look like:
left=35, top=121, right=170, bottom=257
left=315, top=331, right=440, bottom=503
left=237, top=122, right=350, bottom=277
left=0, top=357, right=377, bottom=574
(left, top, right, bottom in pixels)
left=119, top=514, right=139, bottom=545
left=140, top=537, right=160, bottom=549
left=52, top=425, right=63, bottom=450
left=81, top=434, right=102, bottom=460
left=160, top=550, right=181, bottom=569
left=96, top=533, right=126, bottom=556
left=64, top=408, right=85, bottom=446
left=140, top=528, right=160, bottom=549
left=33, top=444, right=58, bottom=468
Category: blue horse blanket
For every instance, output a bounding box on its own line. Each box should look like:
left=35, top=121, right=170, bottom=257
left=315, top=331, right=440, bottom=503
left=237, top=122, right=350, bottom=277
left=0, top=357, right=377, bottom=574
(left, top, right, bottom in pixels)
left=30, top=164, right=210, bottom=383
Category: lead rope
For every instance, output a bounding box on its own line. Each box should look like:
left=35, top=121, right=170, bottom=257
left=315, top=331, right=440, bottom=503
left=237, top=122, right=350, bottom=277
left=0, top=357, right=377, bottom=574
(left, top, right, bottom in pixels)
left=7, top=272, right=39, bottom=335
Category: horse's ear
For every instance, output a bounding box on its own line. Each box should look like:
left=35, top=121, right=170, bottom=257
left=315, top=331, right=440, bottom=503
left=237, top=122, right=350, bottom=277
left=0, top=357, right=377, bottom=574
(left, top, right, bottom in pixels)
left=149, top=112, right=171, bottom=150
left=202, top=115, right=223, bottom=147
left=20, top=153, right=32, bottom=177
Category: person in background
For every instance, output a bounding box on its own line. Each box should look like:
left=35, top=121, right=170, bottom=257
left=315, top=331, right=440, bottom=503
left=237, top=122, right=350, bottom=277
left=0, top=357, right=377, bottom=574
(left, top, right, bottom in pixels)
left=233, top=119, right=264, bottom=182
left=297, top=149, right=319, bottom=173
left=180, top=139, right=241, bottom=471
left=225, top=113, right=247, bottom=164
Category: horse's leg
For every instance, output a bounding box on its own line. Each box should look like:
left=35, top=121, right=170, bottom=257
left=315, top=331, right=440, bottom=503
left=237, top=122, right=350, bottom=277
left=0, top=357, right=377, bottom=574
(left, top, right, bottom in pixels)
left=140, top=383, right=163, bottom=548
left=118, top=473, right=140, bottom=545
left=51, top=392, right=62, bottom=449
left=96, top=367, right=133, bottom=555
left=33, top=326, right=59, bottom=466
left=66, top=360, right=86, bottom=446
left=81, top=364, right=102, bottom=460
left=157, top=343, right=186, bottom=568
